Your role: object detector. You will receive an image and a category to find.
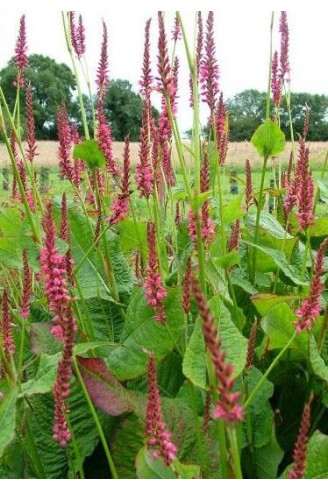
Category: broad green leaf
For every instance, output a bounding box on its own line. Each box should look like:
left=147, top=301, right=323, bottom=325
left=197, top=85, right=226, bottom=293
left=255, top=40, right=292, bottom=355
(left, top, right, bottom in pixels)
left=183, top=295, right=248, bottom=389
left=111, top=415, right=144, bottom=478
left=173, top=461, right=201, bottom=479
left=222, top=197, right=244, bottom=225
left=245, top=241, right=306, bottom=286
left=76, top=357, right=134, bottom=415
left=117, top=219, right=147, bottom=254
left=251, top=119, right=286, bottom=158
left=308, top=217, right=328, bottom=237
left=73, top=140, right=106, bottom=169
left=136, top=447, right=176, bottom=479
left=251, top=293, right=302, bottom=316
left=0, top=383, right=17, bottom=458
left=31, top=322, right=62, bottom=355
left=191, top=191, right=213, bottom=210
left=107, top=287, right=184, bottom=380
left=260, top=303, right=307, bottom=356
left=212, top=250, right=240, bottom=270
left=253, top=432, right=283, bottom=479
left=27, top=381, right=106, bottom=478
left=242, top=368, right=274, bottom=449
left=317, top=179, right=328, bottom=203
left=309, top=336, right=328, bottom=384
left=20, top=353, right=60, bottom=397
left=81, top=298, right=125, bottom=343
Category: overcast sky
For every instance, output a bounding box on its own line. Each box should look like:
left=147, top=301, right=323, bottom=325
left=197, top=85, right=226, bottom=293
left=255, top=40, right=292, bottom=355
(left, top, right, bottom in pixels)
left=0, top=11, right=327, bottom=131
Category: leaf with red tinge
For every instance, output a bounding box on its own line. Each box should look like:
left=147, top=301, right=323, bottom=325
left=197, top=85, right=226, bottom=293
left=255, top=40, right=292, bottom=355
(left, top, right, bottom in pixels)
left=76, top=357, right=133, bottom=416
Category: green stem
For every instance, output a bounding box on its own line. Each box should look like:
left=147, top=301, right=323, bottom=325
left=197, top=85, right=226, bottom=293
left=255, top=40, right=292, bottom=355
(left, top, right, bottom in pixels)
left=244, top=332, right=297, bottom=410
left=266, top=13, right=275, bottom=119
left=62, top=12, right=90, bottom=140
left=227, top=427, right=243, bottom=479
left=73, top=357, right=119, bottom=479
left=251, top=155, right=269, bottom=283
left=188, top=382, right=208, bottom=478
left=217, top=419, right=230, bottom=479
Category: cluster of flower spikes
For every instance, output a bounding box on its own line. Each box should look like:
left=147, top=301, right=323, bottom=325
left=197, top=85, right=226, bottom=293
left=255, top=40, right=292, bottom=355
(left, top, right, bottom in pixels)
left=108, top=136, right=131, bottom=225
left=284, top=108, right=314, bottom=231
left=14, top=15, right=28, bottom=88
left=191, top=275, right=244, bottom=424
left=188, top=153, right=215, bottom=247
left=145, top=354, right=177, bottom=465
left=69, top=11, right=86, bottom=59
left=39, top=202, right=77, bottom=446
left=294, top=237, right=328, bottom=333
left=1, top=290, right=15, bottom=357
left=143, top=222, right=167, bottom=324
left=271, top=12, right=291, bottom=107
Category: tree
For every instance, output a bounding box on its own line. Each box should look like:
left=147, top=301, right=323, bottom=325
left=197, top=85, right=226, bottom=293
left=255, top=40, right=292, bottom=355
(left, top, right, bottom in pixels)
left=0, top=54, right=77, bottom=139
left=103, top=79, right=159, bottom=141
left=226, top=89, right=328, bottom=142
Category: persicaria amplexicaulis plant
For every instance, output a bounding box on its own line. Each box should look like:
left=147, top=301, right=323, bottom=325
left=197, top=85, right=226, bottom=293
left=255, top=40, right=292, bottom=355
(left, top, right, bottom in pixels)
left=1, top=10, right=328, bottom=481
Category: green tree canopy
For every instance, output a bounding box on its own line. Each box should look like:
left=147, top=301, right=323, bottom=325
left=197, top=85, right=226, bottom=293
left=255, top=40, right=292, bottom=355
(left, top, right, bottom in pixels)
left=0, top=54, right=77, bottom=139
left=103, top=79, right=159, bottom=141
left=226, top=89, right=328, bottom=141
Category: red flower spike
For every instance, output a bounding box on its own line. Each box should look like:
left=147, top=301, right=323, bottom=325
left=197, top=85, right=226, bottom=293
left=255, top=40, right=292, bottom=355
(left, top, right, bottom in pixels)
left=191, top=275, right=244, bottom=425
left=97, top=99, right=120, bottom=177
left=136, top=98, right=154, bottom=198
left=25, top=85, right=39, bottom=162
left=14, top=15, right=28, bottom=88
left=200, top=12, right=219, bottom=116
left=279, top=12, right=290, bottom=83
left=20, top=249, right=32, bottom=320
left=108, top=136, right=131, bottom=225
left=143, top=222, right=167, bottom=324
left=1, top=290, right=15, bottom=356
left=288, top=399, right=312, bottom=479
left=157, top=12, right=173, bottom=95
left=146, top=355, right=177, bottom=465
left=182, top=257, right=192, bottom=314
left=96, top=21, right=110, bottom=100
left=57, top=102, right=73, bottom=180
left=139, top=19, right=153, bottom=98
left=294, top=238, right=328, bottom=333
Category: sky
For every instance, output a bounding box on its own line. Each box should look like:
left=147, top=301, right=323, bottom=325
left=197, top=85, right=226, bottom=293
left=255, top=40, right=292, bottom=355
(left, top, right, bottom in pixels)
left=0, top=10, right=327, bottom=132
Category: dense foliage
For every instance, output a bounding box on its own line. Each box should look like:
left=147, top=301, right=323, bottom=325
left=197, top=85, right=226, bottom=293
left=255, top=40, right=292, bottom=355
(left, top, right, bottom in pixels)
left=0, top=10, right=328, bottom=481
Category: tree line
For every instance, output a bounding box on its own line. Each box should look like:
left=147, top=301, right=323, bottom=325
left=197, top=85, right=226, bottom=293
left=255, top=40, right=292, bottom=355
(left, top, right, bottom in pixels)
left=0, top=55, right=327, bottom=142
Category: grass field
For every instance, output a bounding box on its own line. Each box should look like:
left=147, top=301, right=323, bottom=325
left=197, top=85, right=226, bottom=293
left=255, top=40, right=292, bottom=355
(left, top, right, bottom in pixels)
left=0, top=140, right=327, bottom=169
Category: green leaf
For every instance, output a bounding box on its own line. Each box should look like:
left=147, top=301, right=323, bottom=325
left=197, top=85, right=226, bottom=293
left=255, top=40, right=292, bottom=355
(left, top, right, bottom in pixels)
left=308, top=217, right=328, bottom=237
left=136, top=447, right=176, bottom=479
left=183, top=295, right=248, bottom=389
left=111, top=415, right=144, bottom=478
left=317, top=179, right=328, bottom=203
left=251, top=293, right=302, bottom=316
left=107, top=287, right=184, bottom=380
left=242, top=368, right=274, bottom=449
left=222, top=197, right=244, bottom=225
left=0, top=382, right=17, bottom=458
left=27, top=381, right=106, bottom=478
left=260, top=303, right=307, bottom=357
left=309, top=336, right=328, bottom=384
left=173, top=461, right=201, bottom=479
left=73, top=140, right=106, bottom=169
left=253, top=431, right=283, bottom=479
left=251, top=119, right=286, bottom=158
left=212, top=250, right=240, bottom=270
left=76, top=356, right=134, bottom=415
left=117, top=219, right=147, bottom=254
left=245, top=241, right=306, bottom=286
left=20, top=353, right=60, bottom=397
left=191, top=191, right=213, bottom=210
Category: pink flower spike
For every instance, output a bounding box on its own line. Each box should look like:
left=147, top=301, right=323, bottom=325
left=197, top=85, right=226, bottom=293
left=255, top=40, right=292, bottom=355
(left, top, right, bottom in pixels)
left=294, top=238, right=328, bottom=334
left=157, top=12, right=173, bottom=94
left=143, top=222, right=167, bottom=324
left=136, top=98, right=154, bottom=198
left=108, top=135, right=131, bottom=225
left=271, top=50, right=282, bottom=107
left=97, top=99, right=120, bottom=177
left=146, top=355, right=178, bottom=465
left=20, top=248, right=32, bottom=320
left=279, top=12, right=290, bottom=83
left=139, top=19, right=153, bottom=97
left=57, top=102, right=73, bottom=180
left=191, top=275, right=244, bottom=426
left=288, top=399, right=312, bottom=479
left=25, top=85, right=38, bottom=162
left=200, top=12, right=219, bottom=116
left=96, top=21, right=110, bottom=100
left=1, top=290, right=15, bottom=356
left=171, top=15, right=181, bottom=42
left=14, top=15, right=28, bottom=88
